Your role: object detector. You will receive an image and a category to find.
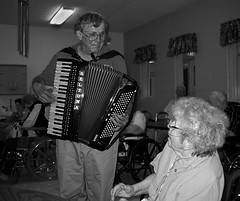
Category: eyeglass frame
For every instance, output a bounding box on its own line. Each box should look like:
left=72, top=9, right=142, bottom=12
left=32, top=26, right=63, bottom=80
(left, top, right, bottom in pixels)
left=167, top=121, right=184, bottom=137
left=168, top=125, right=181, bottom=130
left=80, top=29, right=106, bottom=41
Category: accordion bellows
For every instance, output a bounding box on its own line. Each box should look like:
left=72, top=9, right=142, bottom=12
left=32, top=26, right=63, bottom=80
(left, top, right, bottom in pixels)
left=47, top=58, right=138, bottom=151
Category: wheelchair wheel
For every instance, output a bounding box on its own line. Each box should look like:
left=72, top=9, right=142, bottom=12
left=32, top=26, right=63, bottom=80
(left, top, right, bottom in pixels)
left=129, top=138, right=162, bottom=182
left=222, top=170, right=240, bottom=201
left=26, top=137, right=57, bottom=181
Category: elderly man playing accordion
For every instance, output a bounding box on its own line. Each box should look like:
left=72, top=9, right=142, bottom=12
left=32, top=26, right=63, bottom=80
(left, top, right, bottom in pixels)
left=32, top=12, right=130, bottom=201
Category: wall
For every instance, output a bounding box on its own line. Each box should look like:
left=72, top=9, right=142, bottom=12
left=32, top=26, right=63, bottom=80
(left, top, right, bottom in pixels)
left=0, top=25, right=124, bottom=109
left=124, top=0, right=240, bottom=116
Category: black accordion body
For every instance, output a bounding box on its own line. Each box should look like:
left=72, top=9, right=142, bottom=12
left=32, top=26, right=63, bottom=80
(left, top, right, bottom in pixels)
left=47, top=58, right=138, bottom=151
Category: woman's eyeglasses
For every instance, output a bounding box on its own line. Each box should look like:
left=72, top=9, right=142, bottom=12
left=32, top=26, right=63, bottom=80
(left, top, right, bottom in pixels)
left=167, top=125, right=183, bottom=137
left=168, top=125, right=181, bottom=130
left=167, top=121, right=184, bottom=137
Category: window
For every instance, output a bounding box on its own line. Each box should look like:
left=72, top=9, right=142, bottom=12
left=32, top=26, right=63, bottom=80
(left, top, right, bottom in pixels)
left=174, top=54, right=195, bottom=97
left=139, top=61, right=155, bottom=99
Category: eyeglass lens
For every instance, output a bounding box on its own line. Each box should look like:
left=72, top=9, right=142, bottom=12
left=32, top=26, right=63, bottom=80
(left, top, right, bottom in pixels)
left=81, top=30, right=105, bottom=40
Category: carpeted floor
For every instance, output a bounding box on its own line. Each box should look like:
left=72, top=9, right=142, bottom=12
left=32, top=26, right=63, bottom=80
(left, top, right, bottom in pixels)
left=0, top=186, right=65, bottom=201
left=0, top=168, right=141, bottom=201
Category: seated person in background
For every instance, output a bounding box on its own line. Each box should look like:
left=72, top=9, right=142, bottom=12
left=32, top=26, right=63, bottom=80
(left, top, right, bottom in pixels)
left=1, top=98, right=25, bottom=124
left=0, top=94, right=48, bottom=182
left=111, top=97, right=228, bottom=201
left=209, top=90, right=240, bottom=156
left=209, top=90, right=240, bottom=136
left=164, top=84, right=186, bottom=115
left=123, top=110, right=147, bottom=135
left=20, top=93, right=48, bottom=137
left=0, top=98, right=27, bottom=141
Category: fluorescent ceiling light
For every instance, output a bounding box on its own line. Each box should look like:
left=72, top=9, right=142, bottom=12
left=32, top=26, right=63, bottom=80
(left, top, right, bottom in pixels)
left=50, top=7, right=75, bottom=25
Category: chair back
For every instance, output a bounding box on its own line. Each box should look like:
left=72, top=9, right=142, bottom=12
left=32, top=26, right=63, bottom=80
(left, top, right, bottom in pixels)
left=155, top=111, right=169, bottom=128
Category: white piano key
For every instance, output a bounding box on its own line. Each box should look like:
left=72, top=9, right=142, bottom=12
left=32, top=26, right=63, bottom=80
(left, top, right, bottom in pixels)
left=48, top=122, right=62, bottom=129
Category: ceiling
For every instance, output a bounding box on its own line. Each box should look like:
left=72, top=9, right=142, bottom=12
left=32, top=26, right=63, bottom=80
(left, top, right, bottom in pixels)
left=0, top=0, right=201, bottom=33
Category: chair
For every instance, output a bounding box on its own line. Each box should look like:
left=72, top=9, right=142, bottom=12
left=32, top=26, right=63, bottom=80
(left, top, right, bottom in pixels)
left=149, top=111, right=169, bottom=144
left=155, top=111, right=169, bottom=128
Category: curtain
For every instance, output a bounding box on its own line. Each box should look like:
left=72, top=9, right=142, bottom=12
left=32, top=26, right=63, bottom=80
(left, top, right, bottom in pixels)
left=167, top=33, right=197, bottom=57
left=226, top=43, right=240, bottom=101
left=220, top=18, right=240, bottom=47
left=134, top=44, right=156, bottom=64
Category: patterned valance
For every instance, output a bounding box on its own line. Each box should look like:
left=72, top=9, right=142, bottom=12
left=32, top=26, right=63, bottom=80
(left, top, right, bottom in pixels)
left=134, top=44, right=156, bottom=64
left=167, top=33, right=197, bottom=57
left=220, top=18, right=240, bottom=47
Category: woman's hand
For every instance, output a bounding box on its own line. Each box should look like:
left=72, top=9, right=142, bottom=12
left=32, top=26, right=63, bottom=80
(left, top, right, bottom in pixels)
left=33, top=82, right=56, bottom=103
left=111, top=183, right=135, bottom=201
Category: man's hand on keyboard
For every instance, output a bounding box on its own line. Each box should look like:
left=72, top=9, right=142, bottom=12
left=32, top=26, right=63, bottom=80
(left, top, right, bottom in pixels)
left=111, top=113, right=129, bottom=132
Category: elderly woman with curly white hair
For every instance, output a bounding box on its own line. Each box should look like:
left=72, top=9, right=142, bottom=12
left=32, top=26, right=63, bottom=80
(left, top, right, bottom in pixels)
left=111, top=96, right=229, bottom=201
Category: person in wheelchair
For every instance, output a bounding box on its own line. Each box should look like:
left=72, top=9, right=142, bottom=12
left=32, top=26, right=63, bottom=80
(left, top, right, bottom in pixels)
left=0, top=98, right=25, bottom=124
left=0, top=98, right=28, bottom=169
left=0, top=98, right=28, bottom=142
left=0, top=94, right=48, bottom=182
left=111, top=97, right=229, bottom=201
left=20, top=93, right=48, bottom=136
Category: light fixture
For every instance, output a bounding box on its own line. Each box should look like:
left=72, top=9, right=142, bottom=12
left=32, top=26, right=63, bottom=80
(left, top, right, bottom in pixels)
left=50, top=7, right=75, bottom=25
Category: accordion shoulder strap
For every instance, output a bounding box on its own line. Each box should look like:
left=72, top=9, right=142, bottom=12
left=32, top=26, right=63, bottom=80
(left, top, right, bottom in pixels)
left=60, top=47, right=82, bottom=61
left=97, top=50, right=124, bottom=60
left=60, top=47, right=124, bottom=61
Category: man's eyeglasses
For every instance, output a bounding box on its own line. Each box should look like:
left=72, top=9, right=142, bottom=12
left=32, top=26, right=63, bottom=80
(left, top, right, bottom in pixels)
left=80, top=30, right=106, bottom=41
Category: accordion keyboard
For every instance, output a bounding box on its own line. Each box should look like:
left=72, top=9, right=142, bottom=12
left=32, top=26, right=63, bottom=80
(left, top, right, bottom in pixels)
left=48, top=59, right=74, bottom=137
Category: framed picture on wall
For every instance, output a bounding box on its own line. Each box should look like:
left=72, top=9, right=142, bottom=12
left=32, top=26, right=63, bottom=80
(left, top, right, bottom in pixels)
left=0, top=64, right=27, bottom=95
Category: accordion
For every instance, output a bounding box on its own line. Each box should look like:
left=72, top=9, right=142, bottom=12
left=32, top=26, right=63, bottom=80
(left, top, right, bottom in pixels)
left=47, top=58, right=138, bottom=151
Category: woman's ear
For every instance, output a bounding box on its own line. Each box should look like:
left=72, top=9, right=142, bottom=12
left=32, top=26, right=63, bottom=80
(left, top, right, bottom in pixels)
left=183, top=139, right=193, bottom=150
